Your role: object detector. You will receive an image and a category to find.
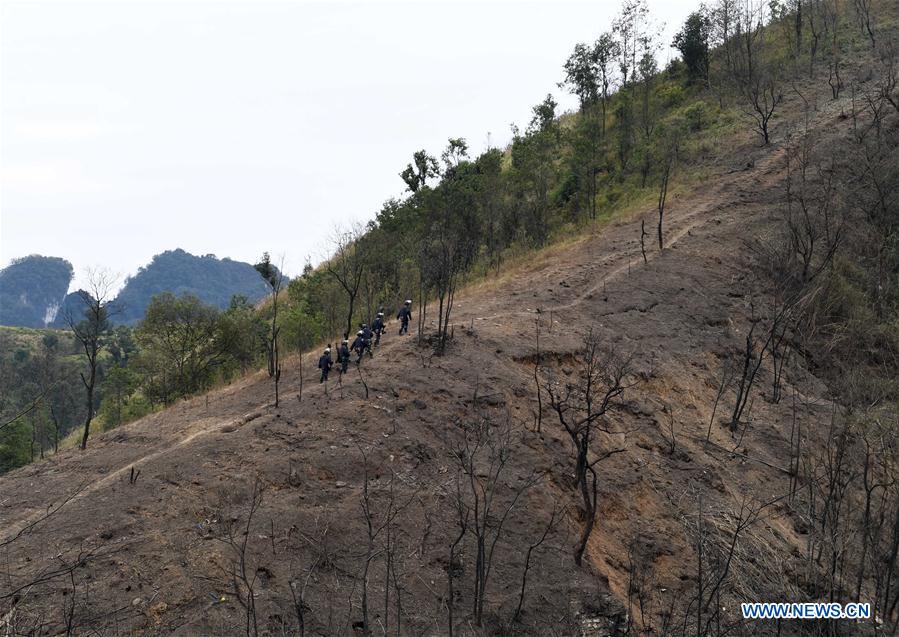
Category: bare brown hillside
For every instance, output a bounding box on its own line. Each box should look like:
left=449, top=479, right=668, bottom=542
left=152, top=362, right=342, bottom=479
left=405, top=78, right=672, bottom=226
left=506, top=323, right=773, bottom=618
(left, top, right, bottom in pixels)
left=0, top=79, right=880, bottom=636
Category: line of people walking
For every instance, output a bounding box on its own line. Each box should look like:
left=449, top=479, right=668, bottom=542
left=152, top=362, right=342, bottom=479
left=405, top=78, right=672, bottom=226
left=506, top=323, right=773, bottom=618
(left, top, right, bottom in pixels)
left=318, top=300, right=413, bottom=383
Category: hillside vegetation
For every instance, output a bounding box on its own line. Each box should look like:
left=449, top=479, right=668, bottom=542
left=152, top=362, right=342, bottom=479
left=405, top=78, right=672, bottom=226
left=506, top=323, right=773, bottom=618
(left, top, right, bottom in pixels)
left=108, top=249, right=274, bottom=326
left=0, top=0, right=898, bottom=635
left=0, top=256, right=73, bottom=327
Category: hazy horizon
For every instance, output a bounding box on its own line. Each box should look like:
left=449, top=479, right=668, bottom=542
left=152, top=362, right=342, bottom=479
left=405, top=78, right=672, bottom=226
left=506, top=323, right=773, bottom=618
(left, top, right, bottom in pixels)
left=1, top=0, right=697, bottom=293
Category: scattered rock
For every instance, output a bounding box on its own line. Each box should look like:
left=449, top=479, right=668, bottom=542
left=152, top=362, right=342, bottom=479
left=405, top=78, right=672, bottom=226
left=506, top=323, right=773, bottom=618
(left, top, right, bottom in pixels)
left=335, top=481, right=347, bottom=488
left=478, top=393, right=505, bottom=406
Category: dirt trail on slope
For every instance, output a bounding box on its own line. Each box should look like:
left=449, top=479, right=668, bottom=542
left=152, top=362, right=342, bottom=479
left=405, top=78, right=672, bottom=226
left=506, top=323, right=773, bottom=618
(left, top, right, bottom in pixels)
left=456, top=89, right=848, bottom=331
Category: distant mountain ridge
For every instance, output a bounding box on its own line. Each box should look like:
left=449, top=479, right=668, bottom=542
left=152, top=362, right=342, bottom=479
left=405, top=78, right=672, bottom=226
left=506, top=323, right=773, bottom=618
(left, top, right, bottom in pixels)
left=0, top=255, right=73, bottom=327
left=0, top=250, right=274, bottom=328
left=107, top=249, right=273, bottom=325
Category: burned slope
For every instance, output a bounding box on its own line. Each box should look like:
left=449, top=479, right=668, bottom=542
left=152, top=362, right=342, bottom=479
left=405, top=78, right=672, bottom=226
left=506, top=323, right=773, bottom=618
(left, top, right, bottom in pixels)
left=0, top=81, right=891, bottom=636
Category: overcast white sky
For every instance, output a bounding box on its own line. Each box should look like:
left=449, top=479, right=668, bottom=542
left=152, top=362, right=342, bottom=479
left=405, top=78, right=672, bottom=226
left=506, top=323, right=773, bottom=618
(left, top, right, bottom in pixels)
left=1, top=0, right=697, bottom=291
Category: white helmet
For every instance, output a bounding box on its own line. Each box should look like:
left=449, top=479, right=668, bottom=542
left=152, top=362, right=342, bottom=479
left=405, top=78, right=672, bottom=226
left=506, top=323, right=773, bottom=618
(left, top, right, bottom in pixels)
left=357, top=330, right=364, bottom=336
left=405, top=299, right=412, bottom=305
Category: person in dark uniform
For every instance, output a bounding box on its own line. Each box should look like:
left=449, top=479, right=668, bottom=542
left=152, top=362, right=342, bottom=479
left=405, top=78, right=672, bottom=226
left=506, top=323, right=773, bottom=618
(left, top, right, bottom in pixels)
left=337, top=338, right=350, bottom=375
left=351, top=330, right=366, bottom=363
left=372, top=310, right=386, bottom=346
left=317, top=346, right=332, bottom=383
left=360, top=323, right=374, bottom=358
left=397, top=299, right=412, bottom=335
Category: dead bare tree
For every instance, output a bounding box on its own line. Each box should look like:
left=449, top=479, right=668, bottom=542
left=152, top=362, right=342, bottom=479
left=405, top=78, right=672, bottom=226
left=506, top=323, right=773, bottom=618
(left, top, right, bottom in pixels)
left=657, top=137, right=678, bottom=251
left=729, top=314, right=766, bottom=432
left=450, top=412, right=541, bottom=625
left=543, top=329, right=634, bottom=565
left=782, top=134, right=844, bottom=286
left=326, top=224, right=369, bottom=341
left=447, top=482, right=469, bottom=637
left=640, top=219, right=648, bottom=263
left=820, top=0, right=843, bottom=97
left=787, top=389, right=802, bottom=503
left=746, top=72, right=783, bottom=145
left=731, top=3, right=784, bottom=144
left=705, top=362, right=733, bottom=444
left=351, top=444, right=418, bottom=637
left=255, top=252, right=286, bottom=406
left=261, top=258, right=286, bottom=407
left=289, top=558, right=318, bottom=637
left=688, top=493, right=781, bottom=636
left=855, top=421, right=895, bottom=605
left=878, top=42, right=899, bottom=114
left=64, top=268, right=117, bottom=450
left=800, top=405, right=859, bottom=606
left=358, top=449, right=381, bottom=636
left=662, top=404, right=677, bottom=455
left=513, top=504, right=561, bottom=624
left=216, top=479, right=265, bottom=637
left=533, top=312, right=543, bottom=432
left=853, top=0, right=876, bottom=47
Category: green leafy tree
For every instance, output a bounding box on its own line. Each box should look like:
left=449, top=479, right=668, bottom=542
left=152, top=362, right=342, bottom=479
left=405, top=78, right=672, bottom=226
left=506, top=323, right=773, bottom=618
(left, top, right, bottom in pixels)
left=674, top=10, right=712, bottom=83
left=254, top=252, right=277, bottom=287
left=561, top=43, right=600, bottom=110
left=614, top=92, right=636, bottom=171
left=567, top=108, right=604, bottom=220
left=400, top=150, right=440, bottom=193
left=219, top=295, right=267, bottom=373
left=441, top=138, right=469, bottom=173
left=422, top=147, right=481, bottom=352
left=594, top=32, right=621, bottom=136
left=613, top=0, right=651, bottom=88
left=510, top=98, right=561, bottom=246
left=135, top=293, right=226, bottom=405
left=529, top=94, right=558, bottom=133
left=36, top=332, right=83, bottom=452
left=474, top=149, right=506, bottom=269
left=98, top=365, right=147, bottom=429
left=636, top=50, right=660, bottom=186
left=0, top=418, right=31, bottom=473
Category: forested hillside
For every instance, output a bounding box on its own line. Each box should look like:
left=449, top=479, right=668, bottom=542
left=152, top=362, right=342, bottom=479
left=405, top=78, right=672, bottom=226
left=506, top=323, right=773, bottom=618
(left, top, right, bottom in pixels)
left=0, top=256, right=73, bottom=327
left=107, top=249, right=273, bottom=325
left=1, top=0, right=898, bottom=634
